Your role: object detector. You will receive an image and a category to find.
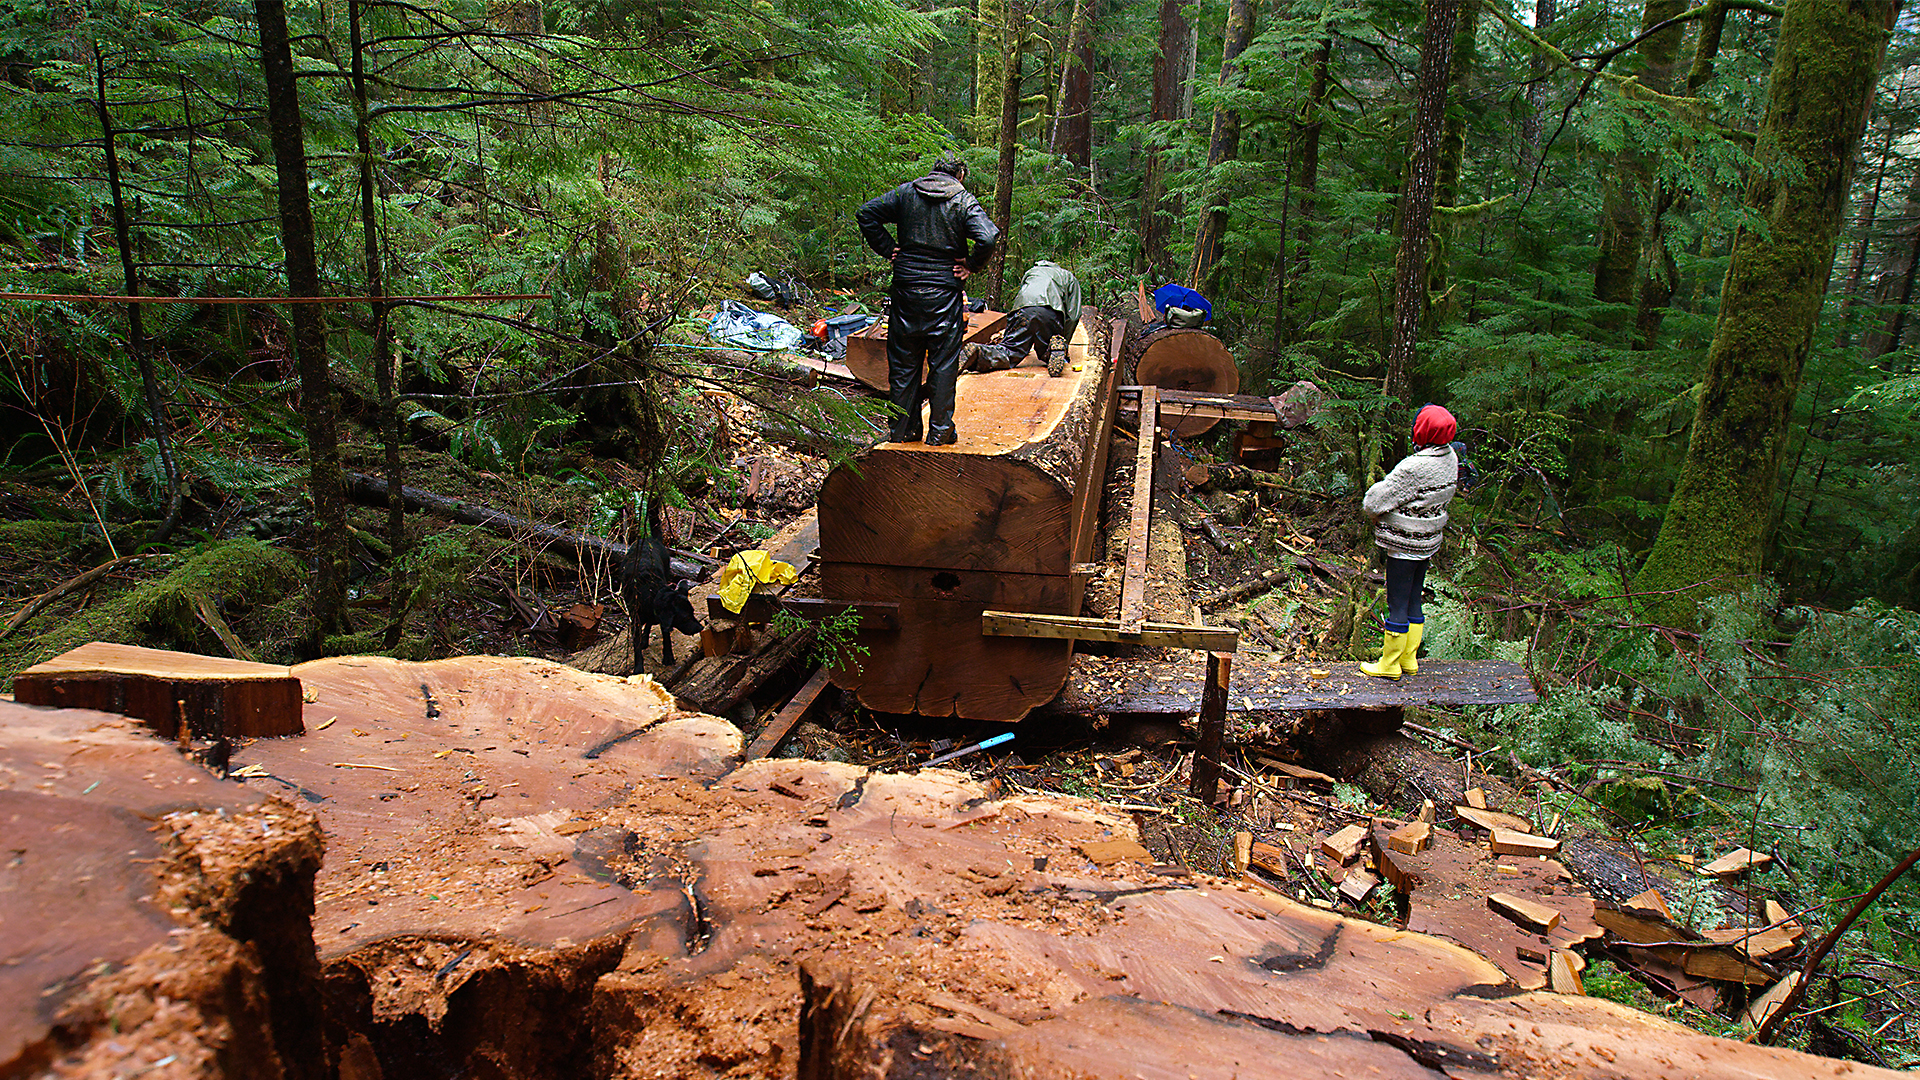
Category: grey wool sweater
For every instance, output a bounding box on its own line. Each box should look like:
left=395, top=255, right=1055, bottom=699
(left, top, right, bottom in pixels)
left=1362, top=445, right=1459, bottom=559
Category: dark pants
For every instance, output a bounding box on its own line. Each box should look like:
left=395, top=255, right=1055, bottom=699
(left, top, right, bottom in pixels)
left=885, top=281, right=967, bottom=440
left=979, top=305, right=1067, bottom=370
left=1382, top=552, right=1428, bottom=632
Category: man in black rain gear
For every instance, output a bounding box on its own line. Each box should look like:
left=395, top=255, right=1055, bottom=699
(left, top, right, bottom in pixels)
left=856, top=155, right=999, bottom=445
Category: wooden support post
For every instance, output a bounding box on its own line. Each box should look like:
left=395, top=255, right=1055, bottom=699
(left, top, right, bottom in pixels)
left=1188, top=650, right=1231, bottom=801
left=1121, top=386, right=1157, bottom=635
left=744, top=667, right=836, bottom=761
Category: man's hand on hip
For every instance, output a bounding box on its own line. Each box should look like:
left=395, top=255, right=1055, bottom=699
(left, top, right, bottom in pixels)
left=953, top=261, right=972, bottom=281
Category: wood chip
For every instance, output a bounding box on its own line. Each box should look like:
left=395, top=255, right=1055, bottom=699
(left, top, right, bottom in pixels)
left=1320, top=823, right=1368, bottom=864
left=1455, top=805, right=1532, bottom=833
left=1465, top=787, right=1487, bottom=809
left=1338, top=868, right=1378, bottom=905
left=1077, top=839, right=1151, bottom=865
left=1232, top=831, right=1253, bottom=875
left=1549, top=950, right=1585, bottom=995
left=1417, top=798, right=1435, bottom=825
left=1255, top=757, right=1335, bottom=785
left=1490, top=829, right=1559, bottom=858
left=1489, top=891, right=1563, bottom=933
left=1701, top=847, right=1772, bottom=878
left=1743, top=971, right=1804, bottom=1029
left=1623, top=888, right=1672, bottom=920
left=1387, top=820, right=1431, bottom=855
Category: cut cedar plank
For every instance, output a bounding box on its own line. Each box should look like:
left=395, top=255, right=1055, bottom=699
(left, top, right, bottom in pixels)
left=1338, top=868, right=1378, bottom=905
left=1549, top=950, right=1586, bottom=995
left=12, top=641, right=303, bottom=738
left=1256, top=757, right=1337, bottom=785
left=743, top=667, right=835, bottom=761
left=1465, top=787, right=1487, bottom=809
left=1119, top=385, right=1157, bottom=635
left=1456, top=805, right=1532, bottom=833
left=1489, top=892, right=1563, bottom=933
left=1623, top=887, right=1672, bottom=920
left=1491, top=829, right=1560, bottom=858
left=1701, top=847, right=1772, bottom=878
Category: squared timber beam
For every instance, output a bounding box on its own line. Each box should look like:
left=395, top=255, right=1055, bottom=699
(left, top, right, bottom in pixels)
left=981, top=610, right=1238, bottom=652
left=1120, top=386, right=1157, bottom=635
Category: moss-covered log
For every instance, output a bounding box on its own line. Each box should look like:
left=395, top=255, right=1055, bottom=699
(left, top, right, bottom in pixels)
left=1635, top=0, right=1899, bottom=607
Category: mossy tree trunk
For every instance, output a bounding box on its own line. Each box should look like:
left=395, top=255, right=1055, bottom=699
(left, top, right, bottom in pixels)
left=1140, top=0, right=1196, bottom=280
left=1188, top=0, right=1257, bottom=293
left=1272, top=33, right=1333, bottom=346
left=1634, top=0, right=1900, bottom=608
left=1383, top=0, right=1463, bottom=408
left=1591, top=0, right=1684, bottom=332
left=258, top=0, right=350, bottom=655
left=973, top=0, right=1007, bottom=146
left=1049, top=0, right=1094, bottom=169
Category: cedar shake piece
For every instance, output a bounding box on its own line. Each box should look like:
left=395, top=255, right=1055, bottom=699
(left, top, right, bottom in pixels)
left=1491, top=829, right=1560, bottom=858
left=1321, top=823, right=1369, bottom=864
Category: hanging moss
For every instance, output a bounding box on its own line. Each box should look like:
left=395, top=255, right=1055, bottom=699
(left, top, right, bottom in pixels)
left=0, top=539, right=305, bottom=687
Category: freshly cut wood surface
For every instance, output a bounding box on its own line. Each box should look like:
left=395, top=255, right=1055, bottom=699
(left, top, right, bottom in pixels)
left=17, top=655, right=1894, bottom=1079
left=1491, top=891, right=1564, bottom=932
left=1458, top=804, right=1535, bottom=833
left=1702, top=847, right=1772, bottom=878
left=1372, top=820, right=1604, bottom=992
left=12, top=641, right=304, bottom=738
left=817, top=316, right=1112, bottom=719
left=1121, top=327, right=1240, bottom=436
left=1387, top=819, right=1431, bottom=854
left=1492, top=828, right=1560, bottom=857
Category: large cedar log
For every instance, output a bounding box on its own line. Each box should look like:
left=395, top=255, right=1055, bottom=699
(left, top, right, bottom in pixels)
left=816, top=313, right=1116, bottom=719
left=1122, top=326, right=1239, bottom=437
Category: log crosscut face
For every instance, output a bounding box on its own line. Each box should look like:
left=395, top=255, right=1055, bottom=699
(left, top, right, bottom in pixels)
left=818, top=314, right=1115, bottom=720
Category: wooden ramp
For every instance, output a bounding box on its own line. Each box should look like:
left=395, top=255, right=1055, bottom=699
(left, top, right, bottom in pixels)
left=816, top=314, right=1117, bottom=720
left=1050, top=655, right=1535, bottom=714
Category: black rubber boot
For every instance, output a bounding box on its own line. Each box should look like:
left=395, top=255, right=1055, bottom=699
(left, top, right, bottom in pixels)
left=924, top=426, right=957, bottom=446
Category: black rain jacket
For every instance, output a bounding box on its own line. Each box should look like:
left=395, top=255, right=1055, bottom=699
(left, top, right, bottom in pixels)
left=856, top=173, right=1000, bottom=291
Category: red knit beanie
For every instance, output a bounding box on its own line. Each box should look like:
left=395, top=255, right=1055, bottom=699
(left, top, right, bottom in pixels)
left=1412, top=404, right=1456, bottom=447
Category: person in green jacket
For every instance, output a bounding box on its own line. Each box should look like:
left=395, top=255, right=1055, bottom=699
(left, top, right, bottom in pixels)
left=962, top=260, right=1081, bottom=378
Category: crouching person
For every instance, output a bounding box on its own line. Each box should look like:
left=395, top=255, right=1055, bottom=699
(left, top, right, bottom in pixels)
left=1359, top=405, right=1459, bottom=680
left=964, top=259, right=1081, bottom=377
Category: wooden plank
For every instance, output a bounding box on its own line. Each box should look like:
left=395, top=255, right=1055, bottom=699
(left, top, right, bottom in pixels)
left=1465, top=787, right=1487, bottom=809
left=1701, top=847, right=1772, bottom=878
left=1254, top=757, right=1336, bottom=785
left=1120, top=386, right=1157, bottom=635
left=744, top=668, right=836, bottom=761
left=1118, top=385, right=1281, bottom=424
left=1188, top=652, right=1232, bottom=800
left=1049, top=655, right=1537, bottom=715
left=774, top=598, right=900, bottom=630
left=1232, top=831, right=1253, bottom=875
left=1489, top=892, right=1563, bottom=933
left=1457, top=805, right=1534, bottom=834
left=1624, top=888, right=1673, bottom=920
left=1491, top=829, right=1560, bottom=858
left=981, top=610, right=1237, bottom=651
left=13, top=642, right=303, bottom=739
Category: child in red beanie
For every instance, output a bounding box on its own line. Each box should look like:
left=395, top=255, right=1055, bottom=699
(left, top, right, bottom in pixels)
left=1359, top=405, right=1459, bottom=679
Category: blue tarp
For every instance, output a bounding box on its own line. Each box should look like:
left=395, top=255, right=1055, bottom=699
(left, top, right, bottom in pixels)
left=708, top=300, right=804, bottom=351
left=1151, top=283, right=1213, bottom=322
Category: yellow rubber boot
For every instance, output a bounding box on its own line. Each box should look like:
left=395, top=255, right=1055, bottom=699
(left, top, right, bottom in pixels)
left=1402, top=621, right=1423, bottom=674
left=1359, top=630, right=1407, bottom=680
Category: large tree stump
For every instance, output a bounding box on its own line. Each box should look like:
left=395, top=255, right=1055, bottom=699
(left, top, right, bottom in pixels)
left=815, top=313, right=1117, bottom=719
left=12, top=641, right=303, bottom=738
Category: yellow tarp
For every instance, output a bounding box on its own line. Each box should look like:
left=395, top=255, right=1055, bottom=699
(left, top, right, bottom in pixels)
left=717, top=550, right=798, bottom=613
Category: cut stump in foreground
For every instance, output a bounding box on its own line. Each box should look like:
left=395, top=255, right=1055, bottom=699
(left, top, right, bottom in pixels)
left=7, top=651, right=1896, bottom=1080
left=11, top=640, right=303, bottom=738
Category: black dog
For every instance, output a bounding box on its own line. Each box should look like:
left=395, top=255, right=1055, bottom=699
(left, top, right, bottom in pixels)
left=622, top=501, right=702, bottom=673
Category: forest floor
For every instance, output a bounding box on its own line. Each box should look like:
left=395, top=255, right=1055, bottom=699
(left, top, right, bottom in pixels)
left=0, top=330, right=1876, bottom=1069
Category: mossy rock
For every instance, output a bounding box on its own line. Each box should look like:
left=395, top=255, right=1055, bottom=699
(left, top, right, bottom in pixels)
left=0, top=539, right=305, bottom=687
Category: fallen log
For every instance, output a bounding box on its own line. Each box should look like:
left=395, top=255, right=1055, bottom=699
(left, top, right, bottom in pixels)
left=1198, top=564, right=1288, bottom=609
left=814, top=313, right=1116, bottom=719
left=0, top=553, right=171, bottom=643
left=343, top=471, right=717, bottom=580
